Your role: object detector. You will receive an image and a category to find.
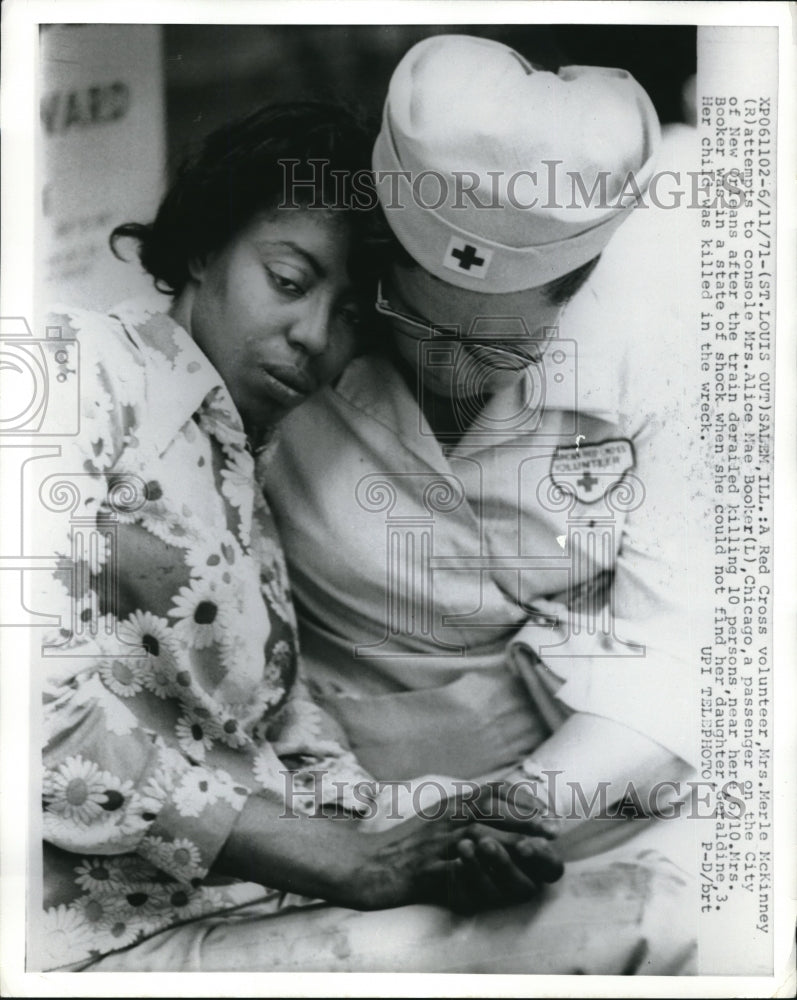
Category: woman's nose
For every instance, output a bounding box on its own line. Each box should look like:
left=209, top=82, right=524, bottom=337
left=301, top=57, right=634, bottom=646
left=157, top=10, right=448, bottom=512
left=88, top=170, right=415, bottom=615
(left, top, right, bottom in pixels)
left=287, top=300, right=330, bottom=357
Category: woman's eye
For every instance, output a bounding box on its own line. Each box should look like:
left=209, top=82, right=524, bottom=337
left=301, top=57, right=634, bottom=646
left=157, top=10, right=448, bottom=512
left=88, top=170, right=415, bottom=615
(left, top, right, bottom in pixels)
left=266, top=267, right=306, bottom=296
left=338, top=305, right=363, bottom=331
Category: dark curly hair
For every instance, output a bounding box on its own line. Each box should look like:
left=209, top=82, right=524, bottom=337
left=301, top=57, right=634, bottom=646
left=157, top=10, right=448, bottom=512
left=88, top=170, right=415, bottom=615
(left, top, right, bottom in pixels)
left=110, top=101, right=387, bottom=297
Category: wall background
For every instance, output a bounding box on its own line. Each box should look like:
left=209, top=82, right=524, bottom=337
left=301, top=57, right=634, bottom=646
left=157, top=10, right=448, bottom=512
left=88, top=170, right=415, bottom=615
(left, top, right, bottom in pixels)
left=40, top=24, right=166, bottom=309
left=163, top=25, right=696, bottom=172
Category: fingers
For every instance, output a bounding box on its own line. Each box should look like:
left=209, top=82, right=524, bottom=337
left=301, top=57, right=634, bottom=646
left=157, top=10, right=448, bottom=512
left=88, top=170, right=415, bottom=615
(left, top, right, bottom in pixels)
left=506, top=834, right=565, bottom=884
left=373, top=806, right=565, bottom=914
left=366, top=779, right=560, bottom=840
left=468, top=837, right=541, bottom=899
left=467, top=825, right=565, bottom=884
left=463, top=783, right=560, bottom=839
left=419, top=835, right=548, bottom=914
left=449, top=839, right=507, bottom=913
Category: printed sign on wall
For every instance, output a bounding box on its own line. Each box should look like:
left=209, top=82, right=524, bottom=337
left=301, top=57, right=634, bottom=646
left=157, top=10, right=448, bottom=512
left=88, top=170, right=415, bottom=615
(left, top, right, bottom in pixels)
left=40, top=24, right=167, bottom=309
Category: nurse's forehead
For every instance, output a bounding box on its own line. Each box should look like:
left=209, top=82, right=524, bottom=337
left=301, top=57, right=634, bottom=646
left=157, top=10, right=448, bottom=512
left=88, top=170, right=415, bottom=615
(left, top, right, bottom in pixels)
left=389, top=259, right=548, bottom=317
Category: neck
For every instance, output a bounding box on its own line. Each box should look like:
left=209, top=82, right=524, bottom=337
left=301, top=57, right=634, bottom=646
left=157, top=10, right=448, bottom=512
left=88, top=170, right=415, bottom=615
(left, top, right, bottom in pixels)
left=168, top=285, right=194, bottom=337
left=392, top=348, right=477, bottom=446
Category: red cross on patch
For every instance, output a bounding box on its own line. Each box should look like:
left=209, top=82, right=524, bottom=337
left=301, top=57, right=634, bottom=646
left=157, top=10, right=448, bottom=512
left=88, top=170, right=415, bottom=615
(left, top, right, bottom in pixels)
left=550, top=439, right=636, bottom=505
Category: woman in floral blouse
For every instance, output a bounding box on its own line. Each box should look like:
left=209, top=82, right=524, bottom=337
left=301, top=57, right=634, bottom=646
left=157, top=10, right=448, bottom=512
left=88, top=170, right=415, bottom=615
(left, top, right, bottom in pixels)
left=37, top=102, right=564, bottom=972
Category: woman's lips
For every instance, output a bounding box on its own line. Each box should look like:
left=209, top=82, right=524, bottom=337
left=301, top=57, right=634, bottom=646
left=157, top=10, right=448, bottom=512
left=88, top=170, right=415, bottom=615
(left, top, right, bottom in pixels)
left=259, top=364, right=317, bottom=405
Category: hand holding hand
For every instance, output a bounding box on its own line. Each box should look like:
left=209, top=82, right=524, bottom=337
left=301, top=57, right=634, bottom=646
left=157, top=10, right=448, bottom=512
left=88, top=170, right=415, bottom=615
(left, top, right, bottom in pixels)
left=348, top=787, right=563, bottom=913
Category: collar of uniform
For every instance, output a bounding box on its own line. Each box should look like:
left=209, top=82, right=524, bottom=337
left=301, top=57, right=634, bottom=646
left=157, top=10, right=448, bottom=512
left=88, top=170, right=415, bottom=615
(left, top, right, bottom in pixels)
left=109, top=298, right=247, bottom=457
left=332, top=351, right=544, bottom=464
left=333, top=353, right=454, bottom=472
left=334, top=344, right=618, bottom=465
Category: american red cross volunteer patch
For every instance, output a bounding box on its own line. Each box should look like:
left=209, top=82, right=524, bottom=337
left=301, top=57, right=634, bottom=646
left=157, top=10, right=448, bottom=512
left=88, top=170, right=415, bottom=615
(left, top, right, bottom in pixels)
left=550, top=438, right=636, bottom=505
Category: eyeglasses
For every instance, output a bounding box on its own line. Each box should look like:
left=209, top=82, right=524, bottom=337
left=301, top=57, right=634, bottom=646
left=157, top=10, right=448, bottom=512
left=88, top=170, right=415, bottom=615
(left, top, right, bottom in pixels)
left=375, top=278, right=547, bottom=366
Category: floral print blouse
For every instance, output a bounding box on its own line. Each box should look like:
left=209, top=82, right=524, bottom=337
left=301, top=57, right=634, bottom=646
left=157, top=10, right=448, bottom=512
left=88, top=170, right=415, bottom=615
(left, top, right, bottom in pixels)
left=36, top=300, right=374, bottom=970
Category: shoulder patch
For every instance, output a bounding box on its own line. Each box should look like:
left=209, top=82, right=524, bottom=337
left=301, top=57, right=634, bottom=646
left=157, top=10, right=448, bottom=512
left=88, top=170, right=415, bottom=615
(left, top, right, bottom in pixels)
left=550, top=438, right=635, bottom=504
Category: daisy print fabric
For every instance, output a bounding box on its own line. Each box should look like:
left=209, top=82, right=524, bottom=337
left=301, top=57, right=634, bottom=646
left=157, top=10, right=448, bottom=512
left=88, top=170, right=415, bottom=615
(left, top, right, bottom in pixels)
left=36, top=301, right=374, bottom=971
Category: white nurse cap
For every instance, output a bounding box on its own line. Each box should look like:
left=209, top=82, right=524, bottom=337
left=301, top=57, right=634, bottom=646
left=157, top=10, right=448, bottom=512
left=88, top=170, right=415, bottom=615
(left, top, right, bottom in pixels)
left=372, top=34, right=661, bottom=292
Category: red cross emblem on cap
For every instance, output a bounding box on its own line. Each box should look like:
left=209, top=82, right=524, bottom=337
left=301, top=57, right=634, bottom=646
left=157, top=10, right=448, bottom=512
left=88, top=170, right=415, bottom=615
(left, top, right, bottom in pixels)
left=443, top=237, right=493, bottom=278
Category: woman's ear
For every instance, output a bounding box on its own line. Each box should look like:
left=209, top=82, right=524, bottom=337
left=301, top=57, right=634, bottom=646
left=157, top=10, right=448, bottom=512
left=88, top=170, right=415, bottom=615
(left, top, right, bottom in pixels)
left=187, top=255, right=207, bottom=283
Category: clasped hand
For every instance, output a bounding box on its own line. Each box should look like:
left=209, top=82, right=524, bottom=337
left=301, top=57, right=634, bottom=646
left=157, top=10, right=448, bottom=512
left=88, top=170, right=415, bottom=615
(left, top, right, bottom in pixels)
left=347, top=781, right=563, bottom=914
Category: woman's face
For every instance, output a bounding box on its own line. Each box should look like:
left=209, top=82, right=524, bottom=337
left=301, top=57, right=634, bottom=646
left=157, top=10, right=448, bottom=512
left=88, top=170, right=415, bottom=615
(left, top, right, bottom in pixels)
left=174, top=207, right=365, bottom=436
